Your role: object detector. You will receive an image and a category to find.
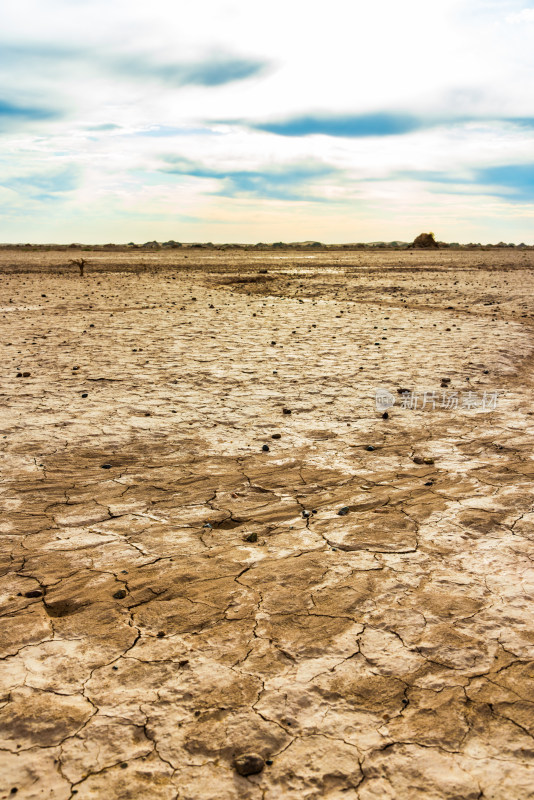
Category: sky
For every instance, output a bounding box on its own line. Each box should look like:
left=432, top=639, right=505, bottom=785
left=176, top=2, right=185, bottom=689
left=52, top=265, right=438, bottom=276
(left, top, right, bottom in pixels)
left=1, top=0, right=534, bottom=243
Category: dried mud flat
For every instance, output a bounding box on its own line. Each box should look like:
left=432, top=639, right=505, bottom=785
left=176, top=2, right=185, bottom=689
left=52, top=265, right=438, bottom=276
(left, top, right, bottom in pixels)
left=1, top=248, right=534, bottom=799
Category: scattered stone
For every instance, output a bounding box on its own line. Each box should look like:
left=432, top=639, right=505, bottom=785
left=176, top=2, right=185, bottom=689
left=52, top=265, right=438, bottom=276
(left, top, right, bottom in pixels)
left=413, top=457, right=425, bottom=465
left=271, top=433, right=281, bottom=439
left=24, top=590, right=43, bottom=598
left=382, top=411, right=389, bottom=419
left=423, top=457, right=435, bottom=465
left=366, top=445, right=375, bottom=451
left=101, top=464, right=112, bottom=469
left=81, top=393, right=88, bottom=398
left=262, top=444, right=270, bottom=452
left=22, top=372, right=31, bottom=377
left=244, top=532, right=258, bottom=542
left=338, top=507, right=349, bottom=516
left=233, top=753, right=265, bottom=776
left=282, top=408, right=292, bottom=414
left=113, top=589, right=127, bottom=599
left=302, top=510, right=311, bottom=518
left=16, top=372, right=22, bottom=377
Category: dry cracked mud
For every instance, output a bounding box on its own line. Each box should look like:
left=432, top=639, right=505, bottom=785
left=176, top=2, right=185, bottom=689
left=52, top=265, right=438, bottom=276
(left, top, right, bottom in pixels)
left=0, top=248, right=534, bottom=799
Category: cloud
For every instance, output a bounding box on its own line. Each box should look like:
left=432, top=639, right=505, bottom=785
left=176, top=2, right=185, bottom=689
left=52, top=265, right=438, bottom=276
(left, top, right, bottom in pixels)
left=475, top=163, right=534, bottom=202
left=506, top=8, right=534, bottom=23
left=163, top=156, right=338, bottom=200
left=0, top=98, right=57, bottom=122
left=395, top=163, right=534, bottom=203
left=245, top=112, right=425, bottom=138
left=115, top=55, right=267, bottom=87
left=0, top=42, right=268, bottom=89
left=3, top=167, right=80, bottom=199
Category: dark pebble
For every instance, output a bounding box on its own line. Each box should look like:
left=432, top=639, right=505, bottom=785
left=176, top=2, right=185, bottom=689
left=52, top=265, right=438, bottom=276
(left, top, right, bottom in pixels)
left=101, top=464, right=112, bottom=469
left=22, top=372, right=31, bottom=378
left=233, top=753, right=265, bottom=776
left=413, top=456, right=425, bottom=465
left=382, top=411, right=389, bottom=419
left=425, top=481, right=433, bottom=486
left=81, top=393, right=88, bottom=398
left=282, top=408, right=291, bottom=415
left=366, top=445, right=375, bottom=451
left=113, top=589, right=127, bottom=599
left=262, top=444, right=270, bottom=452
left=338, top=506, right=350, bottom=516
left=302, top=510, right=310, bottom=518
left=244, top=532, right=258, bottom=542
left=24, top=590, right=43, bottom=598
left=271, top=433, right=281, bottom=439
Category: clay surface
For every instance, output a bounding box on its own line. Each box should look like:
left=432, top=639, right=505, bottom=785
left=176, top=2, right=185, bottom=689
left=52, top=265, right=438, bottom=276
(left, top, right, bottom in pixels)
left=1, top=248, right=533, bottom=799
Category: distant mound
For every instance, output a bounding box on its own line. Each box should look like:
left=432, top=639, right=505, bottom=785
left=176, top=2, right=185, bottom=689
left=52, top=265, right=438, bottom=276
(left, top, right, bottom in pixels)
left=412, top=232, right=439, bottom=249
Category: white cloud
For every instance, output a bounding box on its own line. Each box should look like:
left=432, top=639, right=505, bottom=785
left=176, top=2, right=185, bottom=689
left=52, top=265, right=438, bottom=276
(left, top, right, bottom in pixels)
left=507, top=8, right=534, bottom=22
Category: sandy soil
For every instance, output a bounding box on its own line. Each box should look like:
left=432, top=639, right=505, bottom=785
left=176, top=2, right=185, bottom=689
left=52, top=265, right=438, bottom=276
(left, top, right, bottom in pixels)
left=1, top=249, right=534, bottom=799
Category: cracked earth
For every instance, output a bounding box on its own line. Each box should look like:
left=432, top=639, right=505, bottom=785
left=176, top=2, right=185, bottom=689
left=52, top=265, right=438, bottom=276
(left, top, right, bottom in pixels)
left=1, top=248, right=534, bottom=799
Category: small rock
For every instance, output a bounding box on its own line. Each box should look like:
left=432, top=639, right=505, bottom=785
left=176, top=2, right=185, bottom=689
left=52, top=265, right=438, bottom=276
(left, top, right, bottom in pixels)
left=271, top=341, right=276, bottom=346
left=282, top=408, right=291, bottom=415
left=113, top=589, right=127, bottom=599
left=262, top=444, right=270, bottom=452
left=338, top=507, right=349, bottom=516
left=244, top=532, right=258, bottom=543
left=425, top=480, right=433, bottom=486
left=233, top=753, right=265, bottom=776
left=366, top=445, right=375, bottom=451
left=382, top=411, right=389, bottom=419
left=22, top=372, right=31, bottom=378
left=271, top=433, right=281, bottom=439
left=413, top=456, right=424, bottom=465
left=423, top=457, right=435, bottom=465
left=101, top=464, right=112, bottom=469
left=81, top=393, right=88, bottom=398
left=24, top=590, right=44, bottom=598
left=16, top=372, right=22, bottom=377
left=302, top=510, right=310, bottom=518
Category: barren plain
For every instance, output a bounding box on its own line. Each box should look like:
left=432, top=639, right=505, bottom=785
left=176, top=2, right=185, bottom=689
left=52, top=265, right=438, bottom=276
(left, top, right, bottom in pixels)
left=1, top=248, right=534, bottom=799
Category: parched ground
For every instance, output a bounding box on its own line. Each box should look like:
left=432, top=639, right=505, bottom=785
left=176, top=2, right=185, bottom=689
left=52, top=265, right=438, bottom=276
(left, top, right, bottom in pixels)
left=1, top=248, right=534, bottom=799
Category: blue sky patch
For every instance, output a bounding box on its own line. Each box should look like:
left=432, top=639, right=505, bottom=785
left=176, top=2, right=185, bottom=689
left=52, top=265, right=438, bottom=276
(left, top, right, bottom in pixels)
left=247, top=112, right=425, bottom=138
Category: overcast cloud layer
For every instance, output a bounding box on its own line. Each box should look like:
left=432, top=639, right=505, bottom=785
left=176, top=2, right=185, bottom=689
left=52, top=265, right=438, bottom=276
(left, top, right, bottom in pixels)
left=1, top=0, right=534, bottom=243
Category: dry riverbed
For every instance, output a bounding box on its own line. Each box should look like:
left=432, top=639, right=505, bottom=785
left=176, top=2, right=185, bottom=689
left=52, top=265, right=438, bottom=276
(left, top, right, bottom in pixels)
left=1, top=249, right=534, bottom=799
